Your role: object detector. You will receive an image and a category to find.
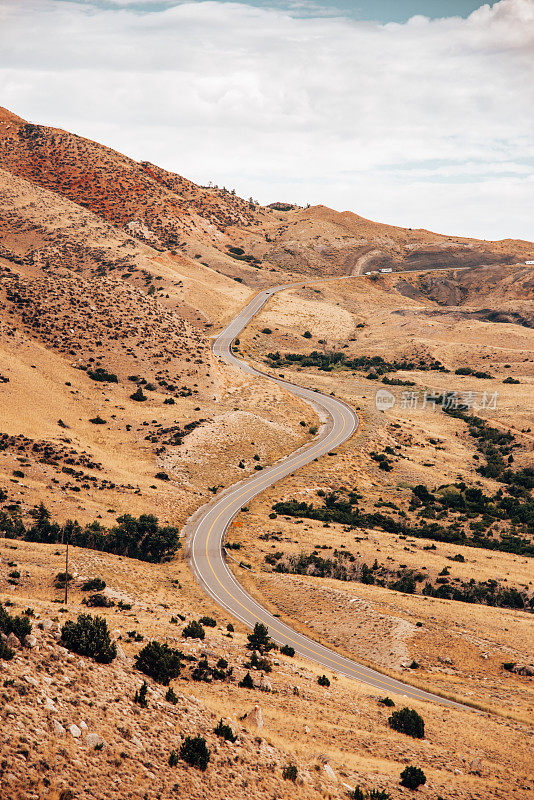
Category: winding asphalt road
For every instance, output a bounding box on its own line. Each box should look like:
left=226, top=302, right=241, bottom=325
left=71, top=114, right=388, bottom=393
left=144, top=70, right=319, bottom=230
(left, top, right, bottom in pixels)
left=185, top=279, right=466, bottom=708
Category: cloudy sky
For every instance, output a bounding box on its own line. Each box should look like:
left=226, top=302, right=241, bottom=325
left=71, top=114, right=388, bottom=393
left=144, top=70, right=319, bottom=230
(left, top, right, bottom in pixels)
left=1, top=0, right=533, bottom=241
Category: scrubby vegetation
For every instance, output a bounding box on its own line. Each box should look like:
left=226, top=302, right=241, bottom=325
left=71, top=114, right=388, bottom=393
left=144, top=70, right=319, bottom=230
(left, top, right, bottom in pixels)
left=247, top=622, right=277, bottom=654
left=268, top=546, right=531, bottom=609
left=214, top=719, right=237, bottom=742
left=179, top=735, right=210, bottom=771
left=61, top=613, right=117, bottom=663
left=273, top=473, right=534, bottom=557
left=0, top=506, right=181, bottom=562
left=266, top=350, right=448, bottom=375
left=388, top=708, right=424, bottom=739
left=182, top=620, right=206, bottom=640
left=0, top=602, right=32, bottom=642
left=135, top=641, right=183, bottom=685
left=400, top=766, right=426, bottom=789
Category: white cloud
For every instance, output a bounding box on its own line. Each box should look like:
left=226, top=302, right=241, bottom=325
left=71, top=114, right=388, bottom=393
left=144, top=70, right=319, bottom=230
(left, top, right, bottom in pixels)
left=0, top=0, right=532, bottom=240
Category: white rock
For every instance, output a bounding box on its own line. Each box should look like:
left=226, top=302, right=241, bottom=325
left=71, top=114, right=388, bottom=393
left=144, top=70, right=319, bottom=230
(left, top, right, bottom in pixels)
left=79, top=721, right=88, bottom=731
left=52, top=720, right=65, bottom=736
left=69, top=724, right=82, bottom=739
left=25, top=635, right=38, bottom=648
left=85, top=733, right=105, bottom=748
left=246, top=705, right=263, bottom=730
left=24, top=675, right=39, bottom=687
left=42, top=620, right=53, bottom=631
left=324, top=764, right=337, bottom=781
left=115, top=643, right=127, bottom=661
left=44, top=697, right=58, bottom=712
left=131, top=736, right=144, bottom=749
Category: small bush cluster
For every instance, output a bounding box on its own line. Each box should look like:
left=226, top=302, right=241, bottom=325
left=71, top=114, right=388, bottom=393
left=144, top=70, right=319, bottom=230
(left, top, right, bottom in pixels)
left=199, top=616, right=217, bottom=627
left=388, top=708, right=424, bottom=739
left=61, top=614, right=116, bottom=663
left=135, top=641, right=183, bottom=685
left=280, top=644, right=295, bottom=657
left=0, top=602, right=32, bottom=642
left=165, top=686, right=178, bottom=704
left=182, top=620, right=205, bottom=640
left=282, top=764, right=298, bottom=781
left=134, top=681, right=148, bottom=707
left=82, top=593, right=114, bottom=608
left=246, top=623, right=277, bottom=654
left=214, top=719, right=237, bottom=742
left=81, top=578, right=106, bottom=591
left=179, top=736, right=210, bottom=771
left=238, top=671, right=254, bottom=689
left=317, top=674, right=330, bottom=687
left=400, top=766, right=426, bottom=789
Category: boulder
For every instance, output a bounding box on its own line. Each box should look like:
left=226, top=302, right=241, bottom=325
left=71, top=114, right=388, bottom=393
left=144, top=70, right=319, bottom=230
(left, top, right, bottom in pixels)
left=324, top=764, right=337, bottom=781
left=85, top=733, right=105, bottom=748
left=52, top=720, right=65, bottom=736
left=245, top=705, right=263, bottom=730
left=24, top=634, right=37, bottom=648
left=69, top=724, right=82, bottom=738
left=44, top=697, right=58, bottom=712
left=469, top=758, right=483, bottom=776
left=7, top=633, right=20, bottom=649
left=258, top=675, right=272, bottom=692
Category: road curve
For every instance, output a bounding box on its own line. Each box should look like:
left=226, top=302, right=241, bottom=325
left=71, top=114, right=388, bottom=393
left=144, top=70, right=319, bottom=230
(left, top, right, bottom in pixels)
left=185, top=281, right=466, bottom=709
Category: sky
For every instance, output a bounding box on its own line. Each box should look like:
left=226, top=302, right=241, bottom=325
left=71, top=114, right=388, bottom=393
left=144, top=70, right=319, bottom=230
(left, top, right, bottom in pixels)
left=0, top=0, right=533, bottom=241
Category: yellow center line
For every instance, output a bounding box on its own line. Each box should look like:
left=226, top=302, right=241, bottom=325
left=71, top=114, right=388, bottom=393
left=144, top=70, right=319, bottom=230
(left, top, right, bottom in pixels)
left=202, top=401, right=433, bottom=699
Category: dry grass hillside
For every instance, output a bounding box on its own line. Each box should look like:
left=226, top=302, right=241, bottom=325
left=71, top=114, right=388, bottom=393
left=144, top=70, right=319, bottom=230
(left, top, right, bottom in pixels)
left=1, top=539, right=533, bottom=800
left=229, top=204, right=533, bottom=277
left=0, top=106, right=532, bottom=800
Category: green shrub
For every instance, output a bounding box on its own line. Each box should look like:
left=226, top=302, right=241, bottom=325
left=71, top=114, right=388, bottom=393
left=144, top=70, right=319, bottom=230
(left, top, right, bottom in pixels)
left=168, top=749, right=179, bottom=766
left=53, top=572, right=74, bottom=589
left=87, top=367, right=118, bottom=383
left=89, top=416, right=107, bottom=425
left=282, top=764, right=298, bottom=781
left=239, top=671, right=254, bottom=689
left=83, top=593, right=114, bottom=608
left=0, top=603, right=32, bottom=642
left=317, top=674, right=330, bottom=687
left=379, top=697, right=395, bottom=707
left=179, top=735, right=210, bottom=771
left=61, top=614, right=116, bottom=663
left=130, top=388, right=147, bottom=401
left=199, top=616, right=217, bottom=627
left=388, top=708, right=424, bottom=739
left=351, top=788, right=365, bottom=800
left=214, top=719, right=237, bottom=742
left=226, top=623, right=234, bottom=632
left=182, top=620, right=205, bottom=640
left=302, top=331, right=312, bottom=338
left=165, top=686, right=178, bottom=704
left=135, top=641, right=183, bottom=685
left=247, top=622, right=276, bottom=654
left=0, top=639, right=14, bottom=660
left=134, top=681, right=148, bottom=707
left=369, top=790, right=391, bottom=800
left=400, top=766, right=426, bottom=789
left=155, top=471, right=170, bottom=481
left=280, top=644, right=295, bottom=657
left=81, top=578, right=106, bottom=591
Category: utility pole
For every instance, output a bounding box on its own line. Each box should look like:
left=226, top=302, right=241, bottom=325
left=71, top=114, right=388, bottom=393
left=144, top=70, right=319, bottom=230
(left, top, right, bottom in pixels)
left=64, top=522, right=70, bottom=605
